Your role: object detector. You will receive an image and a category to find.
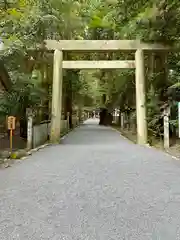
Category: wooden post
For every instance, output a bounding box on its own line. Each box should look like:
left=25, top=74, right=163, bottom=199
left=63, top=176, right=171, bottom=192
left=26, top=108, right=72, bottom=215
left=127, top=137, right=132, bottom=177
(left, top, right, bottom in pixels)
left=67, top=112, right=70, bottom=130
left=118, top=108, right=121, bottom=125
left=127, top=112, right=130, bottom=130
left=178, top=102, right=180, bottom=138
left=135, top=49, right=147, bottom=145
left=124, top=111, right=127, bottom=129
left=121, top=112, right=124, bottom=129
left=164, top=106, right=170, bottom=149
left=113, top=110, right=115, bottom=123
left=7, top=116, right=16, bottom=152
left=10, top=129, right=13, bottom=151
left=50, top=50, right=63, bottom=143
left=112, top=110, right=115, bottom=123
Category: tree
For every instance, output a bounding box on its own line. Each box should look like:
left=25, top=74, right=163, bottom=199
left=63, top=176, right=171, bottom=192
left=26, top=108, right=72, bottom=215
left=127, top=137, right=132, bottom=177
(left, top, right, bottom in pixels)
left=1, top=0, right=180, bottom=141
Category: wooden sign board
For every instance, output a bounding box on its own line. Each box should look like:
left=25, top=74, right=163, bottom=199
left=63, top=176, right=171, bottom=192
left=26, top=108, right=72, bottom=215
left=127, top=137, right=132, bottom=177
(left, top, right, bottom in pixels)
left=7, top=116, right=16, bottom=130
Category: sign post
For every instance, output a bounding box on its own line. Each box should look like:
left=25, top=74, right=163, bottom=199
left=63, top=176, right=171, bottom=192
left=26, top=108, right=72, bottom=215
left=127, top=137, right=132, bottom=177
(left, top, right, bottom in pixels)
left=7, top=116, right=16, bottom=152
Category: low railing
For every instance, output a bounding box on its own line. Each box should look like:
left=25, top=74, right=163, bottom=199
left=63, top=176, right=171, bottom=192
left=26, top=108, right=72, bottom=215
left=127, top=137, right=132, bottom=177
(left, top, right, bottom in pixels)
left=32, top=119, right=69, bottom=148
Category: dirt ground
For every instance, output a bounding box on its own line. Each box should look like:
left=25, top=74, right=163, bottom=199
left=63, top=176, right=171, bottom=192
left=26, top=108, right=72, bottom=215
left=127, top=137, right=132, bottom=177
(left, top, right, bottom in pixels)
left=0, top=129, right=26, bottom=152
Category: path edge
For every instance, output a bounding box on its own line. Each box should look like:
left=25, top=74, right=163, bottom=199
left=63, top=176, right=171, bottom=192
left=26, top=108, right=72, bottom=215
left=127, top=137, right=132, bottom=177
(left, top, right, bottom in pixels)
left=111, top=125, right=180, bottom=161
left=0, top=122, right=83, bottom=169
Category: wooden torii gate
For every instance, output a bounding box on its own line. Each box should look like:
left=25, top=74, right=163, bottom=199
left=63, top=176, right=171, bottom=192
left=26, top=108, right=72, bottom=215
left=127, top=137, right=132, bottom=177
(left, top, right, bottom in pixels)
left=44, top=40, right=169, bottom=145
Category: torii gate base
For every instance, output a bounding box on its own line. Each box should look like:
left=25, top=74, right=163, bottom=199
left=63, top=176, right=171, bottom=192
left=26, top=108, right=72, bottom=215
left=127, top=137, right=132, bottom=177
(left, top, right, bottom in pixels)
left=45, top=40, right=168, bottom=145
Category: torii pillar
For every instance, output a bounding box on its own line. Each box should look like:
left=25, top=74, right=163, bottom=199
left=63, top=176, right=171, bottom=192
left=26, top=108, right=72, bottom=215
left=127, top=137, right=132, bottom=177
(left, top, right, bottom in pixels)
left=50, top=50, right=63, bottom=143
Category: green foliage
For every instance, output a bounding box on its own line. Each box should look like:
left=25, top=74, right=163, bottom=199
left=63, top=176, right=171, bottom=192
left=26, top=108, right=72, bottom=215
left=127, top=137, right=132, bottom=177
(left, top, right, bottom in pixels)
left=0, top=71, right=45, bottom=117
left=1, top=0, right=180, bottom=139
left=78, top=0, right=180, bottom=137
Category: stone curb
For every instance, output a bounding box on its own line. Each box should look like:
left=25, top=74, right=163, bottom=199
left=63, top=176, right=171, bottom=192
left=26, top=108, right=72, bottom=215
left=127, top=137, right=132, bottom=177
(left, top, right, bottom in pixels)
left=111, top=125, right=180, bottom=161
left=0, top=143, right=50, bottom=169
left=0, top=122, right=84, bottom=170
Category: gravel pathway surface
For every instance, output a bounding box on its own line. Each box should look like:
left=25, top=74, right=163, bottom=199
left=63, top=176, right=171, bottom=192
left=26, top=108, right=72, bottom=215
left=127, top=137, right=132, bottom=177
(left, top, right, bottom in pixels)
left=1, top=119, right=180, bottom=240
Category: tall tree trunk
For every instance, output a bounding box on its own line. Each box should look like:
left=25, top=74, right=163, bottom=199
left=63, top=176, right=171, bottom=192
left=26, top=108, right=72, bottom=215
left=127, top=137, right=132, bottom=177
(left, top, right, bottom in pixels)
left=154, top=52, right=168, bottom=102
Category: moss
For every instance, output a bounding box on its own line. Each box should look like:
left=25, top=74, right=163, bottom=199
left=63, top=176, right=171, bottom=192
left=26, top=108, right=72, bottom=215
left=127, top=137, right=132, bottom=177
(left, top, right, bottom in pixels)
left=10, top=149, right=27, bottom=159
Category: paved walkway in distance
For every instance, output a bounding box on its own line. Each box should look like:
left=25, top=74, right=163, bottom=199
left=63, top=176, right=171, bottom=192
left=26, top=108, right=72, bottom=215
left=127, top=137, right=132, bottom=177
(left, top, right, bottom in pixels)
left=1, top=119, right=180, bottom=239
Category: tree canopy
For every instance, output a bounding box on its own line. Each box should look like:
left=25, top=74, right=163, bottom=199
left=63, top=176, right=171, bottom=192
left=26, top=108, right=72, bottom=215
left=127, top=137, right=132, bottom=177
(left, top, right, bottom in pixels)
left=0, top=0, right=180, bottom=137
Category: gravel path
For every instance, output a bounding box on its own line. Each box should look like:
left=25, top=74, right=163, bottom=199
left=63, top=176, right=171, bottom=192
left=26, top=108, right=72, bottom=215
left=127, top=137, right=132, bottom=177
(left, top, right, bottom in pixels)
left=1, top=119, right=180, bottom=239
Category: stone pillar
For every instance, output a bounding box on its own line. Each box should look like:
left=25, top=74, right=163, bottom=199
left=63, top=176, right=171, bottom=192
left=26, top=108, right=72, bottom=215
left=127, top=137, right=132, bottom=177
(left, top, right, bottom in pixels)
left=163, top=106, right=170, bottom=149
left=50, top=50, right=63, bottom=143
left=26, top=108, right=33, bottom=150
left=121, top=112, right=124, bottom=129
left=135, top=49, right=147, bottom=145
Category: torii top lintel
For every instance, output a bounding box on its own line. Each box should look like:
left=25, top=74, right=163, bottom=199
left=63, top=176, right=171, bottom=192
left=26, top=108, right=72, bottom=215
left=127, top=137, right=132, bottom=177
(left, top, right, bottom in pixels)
left=44, top=40, right=170, bottom=52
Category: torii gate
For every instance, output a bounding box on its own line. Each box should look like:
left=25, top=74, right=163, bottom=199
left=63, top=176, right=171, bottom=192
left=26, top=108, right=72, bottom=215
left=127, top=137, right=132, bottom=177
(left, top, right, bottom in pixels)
left=44, top=40, right=169, bottom=145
